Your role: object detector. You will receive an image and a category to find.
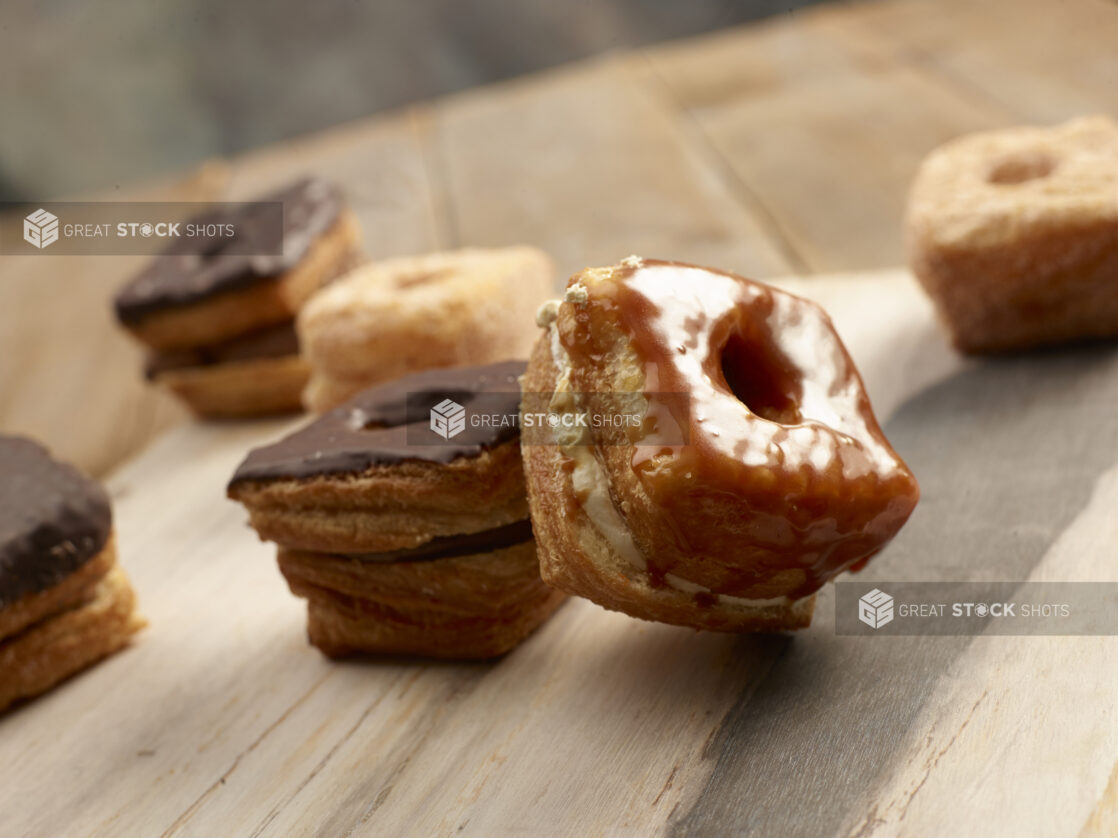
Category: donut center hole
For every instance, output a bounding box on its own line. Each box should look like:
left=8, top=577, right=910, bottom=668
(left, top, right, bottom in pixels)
left=987, top=150, right=1056, bottom=184
left=721, top=333, right=802, bottom=424
left=395, top=267, right=454, bottom=289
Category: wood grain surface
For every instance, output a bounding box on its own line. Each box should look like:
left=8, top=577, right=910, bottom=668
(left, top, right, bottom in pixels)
left=1, top=0, right=1117, bottom=835
left=1, top=271, right=1115, bottom=837
left=2, top=0, right=1113, bottom=476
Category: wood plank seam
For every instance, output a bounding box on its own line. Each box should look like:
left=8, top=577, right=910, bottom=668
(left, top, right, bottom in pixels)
left=409, top=106, right=460, bottom=251
left=634, top=52, right=814, bottom=276
left=838, top=35, right=1030, bottom=124
left=808, top=0, right=1073, bottom=123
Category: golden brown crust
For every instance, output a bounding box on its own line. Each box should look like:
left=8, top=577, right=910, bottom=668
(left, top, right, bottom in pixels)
left=298, top=246, right=554, bottom=412
left=0, top=533, right=117, bottom=642
left=153, top=354, right=309, bottom=419
left=906, top=115, right=1118, bottom=353
left=122, top=209, right=363, bottom=352
left=523, top=336, right=815, bottom=632
left=546, top=266, right=916, bottom=600
left=0, top=564, right=145, bottom=713
left=228, top=439, right=530, bottom=553
left=278, top=540, right=566, bottom=658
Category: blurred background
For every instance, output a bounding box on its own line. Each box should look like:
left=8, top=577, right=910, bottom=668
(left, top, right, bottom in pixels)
left=2, top=0, right=1114, bottom=476
left=0, top=0, right=832, bottom=201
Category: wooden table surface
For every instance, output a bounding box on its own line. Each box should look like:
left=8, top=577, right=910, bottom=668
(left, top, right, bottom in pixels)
left=3, top=0, right=1114, bottom=477
left=1, top=0, right=1116, bottom=835
left=4, top=272, right=1118, bottom=838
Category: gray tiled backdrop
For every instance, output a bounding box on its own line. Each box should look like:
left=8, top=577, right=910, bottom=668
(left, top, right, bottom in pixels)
left=0, top=0, right=831, bottom=202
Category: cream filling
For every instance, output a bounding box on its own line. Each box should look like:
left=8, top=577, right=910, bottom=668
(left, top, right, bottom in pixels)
left=546, top=317, right=796, bottom=608
left=546, top=319, right=647, bottom=572
left=664, top=573, right=793, bottom=609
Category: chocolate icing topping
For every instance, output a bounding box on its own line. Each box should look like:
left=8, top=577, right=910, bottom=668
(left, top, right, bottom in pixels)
left=144, top=321, right=301, bottom=379
left=0, top=436, right=112, bottom=609
left=114, top=176, right=343, bottom=324
left=337, top=519, right=534, bottom=563
left=228, top=360, right=526, bottom=486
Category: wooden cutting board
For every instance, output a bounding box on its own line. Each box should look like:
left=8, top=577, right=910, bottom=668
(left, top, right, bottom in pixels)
left=2, top=269, right=1116, bottom=838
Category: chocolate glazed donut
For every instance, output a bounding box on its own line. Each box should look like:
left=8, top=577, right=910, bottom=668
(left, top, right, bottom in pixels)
left=523, top=256, right=919, bottom=632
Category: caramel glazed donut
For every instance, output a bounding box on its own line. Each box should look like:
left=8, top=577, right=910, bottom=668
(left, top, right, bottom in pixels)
left=524, top=257, right=920, bottom=632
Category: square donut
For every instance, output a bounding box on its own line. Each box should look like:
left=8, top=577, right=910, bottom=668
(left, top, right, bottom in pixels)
left=0, top=436, right=144, bottom=712
left=296, top=247, right=554, bottom=412
left=906, top=116, right=1118, bottom=353
left=113, top=177, right=363, bottom=418
left=228, top=361, right=565, bottom=658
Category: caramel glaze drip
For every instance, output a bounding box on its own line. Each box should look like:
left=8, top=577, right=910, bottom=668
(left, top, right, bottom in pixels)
left=558, top=258, right=919, bottom=600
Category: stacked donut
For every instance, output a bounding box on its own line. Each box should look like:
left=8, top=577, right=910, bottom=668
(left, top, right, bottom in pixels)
left=107, top=186, right=567, bottom=657
left=228, top=362, right=565, bottom=658
left=0, top=436, right=143, bottom=712
left=114, top=177, right=363, bottom=418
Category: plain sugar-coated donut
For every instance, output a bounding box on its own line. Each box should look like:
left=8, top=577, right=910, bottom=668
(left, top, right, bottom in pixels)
left=298, top=246, right=555, bottom=412
left=906, top=115, right=1118, bottom=353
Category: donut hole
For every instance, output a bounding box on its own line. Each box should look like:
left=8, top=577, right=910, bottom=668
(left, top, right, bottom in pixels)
left=394, top=267, right=455, bottom=289
left=987, top=150, right=1056, bottom=185
left=720, top=333, right=802, bottom=424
